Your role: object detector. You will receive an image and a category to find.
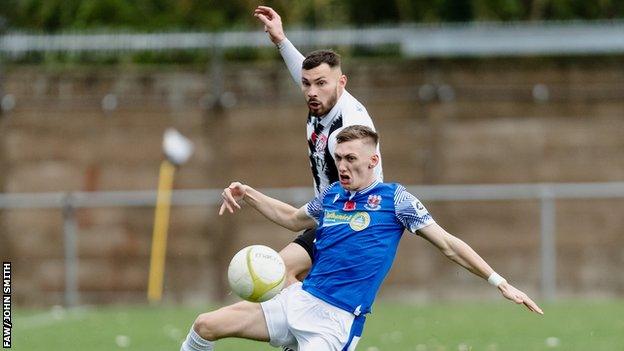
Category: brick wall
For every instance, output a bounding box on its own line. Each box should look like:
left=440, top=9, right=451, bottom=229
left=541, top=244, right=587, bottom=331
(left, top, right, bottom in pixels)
left=1, top=57, right=623, bottom=305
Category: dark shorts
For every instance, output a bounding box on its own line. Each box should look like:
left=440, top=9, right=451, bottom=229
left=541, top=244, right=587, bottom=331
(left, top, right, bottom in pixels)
left=292, top=227, right=316, bottom=261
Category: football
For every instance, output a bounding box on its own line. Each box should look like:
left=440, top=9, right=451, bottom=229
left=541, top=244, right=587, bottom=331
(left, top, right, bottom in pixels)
left=227, top=245, right=286, bottom=302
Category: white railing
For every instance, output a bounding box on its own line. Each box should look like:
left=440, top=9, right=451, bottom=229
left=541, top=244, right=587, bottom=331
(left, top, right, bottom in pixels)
left=2, top=181, right=624, bottom=306
left=2, top=20, right=624, bottom=57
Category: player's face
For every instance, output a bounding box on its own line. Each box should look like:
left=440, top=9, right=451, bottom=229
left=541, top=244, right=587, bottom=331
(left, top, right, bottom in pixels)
left=334, top=139, right=379, bottom=191
left=301, top=63, right=346, bottom=117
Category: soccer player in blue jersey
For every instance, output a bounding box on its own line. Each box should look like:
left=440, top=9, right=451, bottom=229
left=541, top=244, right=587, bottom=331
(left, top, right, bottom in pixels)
left=180, top=125, right=543, bottom=351
left=253, top=5, right=384, bottom=287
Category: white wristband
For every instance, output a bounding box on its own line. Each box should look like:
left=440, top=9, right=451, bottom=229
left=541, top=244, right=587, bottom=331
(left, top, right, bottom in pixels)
left=488, top=272, right=507, bottom=287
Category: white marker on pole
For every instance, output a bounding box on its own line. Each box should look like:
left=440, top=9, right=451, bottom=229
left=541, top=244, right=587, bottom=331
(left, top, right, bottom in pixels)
left=148, top=128, right=194, bottom=303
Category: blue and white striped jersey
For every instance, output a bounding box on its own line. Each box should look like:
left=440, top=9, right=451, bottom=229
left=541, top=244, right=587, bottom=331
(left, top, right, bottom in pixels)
left=302, top=181, right=435, bottom=316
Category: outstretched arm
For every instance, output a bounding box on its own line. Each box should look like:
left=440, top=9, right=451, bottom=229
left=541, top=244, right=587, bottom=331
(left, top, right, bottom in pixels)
left=220, top=182, right=316, bottom=232
left=418, top=223, right=544, bottom=315
left=254, top=6, right=305, bottom=86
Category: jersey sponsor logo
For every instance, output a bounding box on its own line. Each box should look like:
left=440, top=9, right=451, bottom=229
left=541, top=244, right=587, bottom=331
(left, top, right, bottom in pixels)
left=311, top=153, right=328, bottom=178
left=324, top=210, right=352, bottom=224
left=364, top=194, right=382, bottom=210
left=343, top=200, right=356, bottom=211
left=322, top=210, right=371, bottom=231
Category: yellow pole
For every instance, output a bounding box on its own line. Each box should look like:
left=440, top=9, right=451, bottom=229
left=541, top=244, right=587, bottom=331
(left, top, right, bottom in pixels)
left=147, top=160, right=176, bottom=303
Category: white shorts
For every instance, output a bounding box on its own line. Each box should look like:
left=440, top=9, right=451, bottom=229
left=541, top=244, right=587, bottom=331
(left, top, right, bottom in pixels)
left=260, top=282, right=364, bottom=351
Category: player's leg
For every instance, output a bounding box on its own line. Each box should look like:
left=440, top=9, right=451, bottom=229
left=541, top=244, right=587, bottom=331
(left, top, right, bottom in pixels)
left=181, top=301, right=269, bottom=351
left=286, top=285, right=364, bottom=351
left=296, top=319, right=363, bottom=351
left=279, top=228, right=315, bottom=286
left=194, top=301, right=270, bottom=340
left=280, top=243, right=312, bottom=286
left=298, top=336, right=360, bottom=351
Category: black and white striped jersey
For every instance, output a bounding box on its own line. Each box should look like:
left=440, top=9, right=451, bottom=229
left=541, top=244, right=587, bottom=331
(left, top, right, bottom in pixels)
left=306, top=91, right=383, bottom=195
left=278, top=38, right=383, bottom=195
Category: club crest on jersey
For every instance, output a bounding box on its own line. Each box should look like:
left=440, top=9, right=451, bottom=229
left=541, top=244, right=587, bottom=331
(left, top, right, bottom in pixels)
left=364, top=194, right=382, bottom=210
left=349, top=212, right=371, bottom=231
left=343, top=200, right=356, bottom=211
left=311, top=132, right=328, bottom=153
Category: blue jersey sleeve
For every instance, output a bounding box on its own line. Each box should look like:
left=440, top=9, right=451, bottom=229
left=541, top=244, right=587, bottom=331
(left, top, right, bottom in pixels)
left=394, top=185, right=435, bottom=233
left=304, top=184, right=333, bottom=224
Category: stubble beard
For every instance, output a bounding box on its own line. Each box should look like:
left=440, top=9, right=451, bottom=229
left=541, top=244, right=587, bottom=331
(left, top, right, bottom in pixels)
left=308, top=89, right=339, bottom=117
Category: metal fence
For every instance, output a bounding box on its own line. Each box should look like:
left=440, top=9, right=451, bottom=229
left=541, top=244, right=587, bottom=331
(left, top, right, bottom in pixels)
left=2, top=181, right=624, bottom=306
left=1, top=20, right=624, bottom=58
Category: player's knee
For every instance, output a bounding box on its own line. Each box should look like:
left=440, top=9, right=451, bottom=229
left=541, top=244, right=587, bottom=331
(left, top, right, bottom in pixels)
left=284, top=272, right=301, bottom=287
left=193, top=312, right=220, bottom=341
left=194, top=304, right=252, bottom=340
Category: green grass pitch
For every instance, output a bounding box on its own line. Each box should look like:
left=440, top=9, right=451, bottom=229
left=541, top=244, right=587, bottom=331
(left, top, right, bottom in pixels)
left=13, top=300, right=624, bottom=350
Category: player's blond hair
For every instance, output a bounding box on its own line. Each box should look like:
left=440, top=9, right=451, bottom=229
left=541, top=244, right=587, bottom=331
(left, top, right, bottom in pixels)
left=336, top=125, right=379, bottom=147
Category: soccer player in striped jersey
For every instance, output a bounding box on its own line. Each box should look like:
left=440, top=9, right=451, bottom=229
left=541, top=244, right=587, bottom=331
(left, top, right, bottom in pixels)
left=254, top=5, right=383, bottom=286
left=181, top=125, right=543, bottom=351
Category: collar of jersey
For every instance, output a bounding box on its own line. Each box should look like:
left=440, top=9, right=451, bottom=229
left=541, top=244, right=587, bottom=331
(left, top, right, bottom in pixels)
left=313, top=90, right=350, bottom=128
left=345, top=179, right=380, bottom=199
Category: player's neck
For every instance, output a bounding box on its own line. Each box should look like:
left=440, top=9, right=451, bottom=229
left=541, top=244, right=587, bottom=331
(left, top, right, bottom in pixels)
left=316, top=90, right=345, bottom=120
left=351, top=177, right=378, bottom=193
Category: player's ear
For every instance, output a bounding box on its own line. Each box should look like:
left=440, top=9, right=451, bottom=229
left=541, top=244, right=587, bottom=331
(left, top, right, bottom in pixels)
left=339, top=74, right=347, bottom=88
left=368, top=154, right=379, bottom=169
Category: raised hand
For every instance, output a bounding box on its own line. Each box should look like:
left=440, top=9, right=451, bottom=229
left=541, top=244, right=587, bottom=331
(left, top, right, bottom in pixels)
left=219, top=182, right=248, bottom=215
left=253, top=6, right=286, bottom=44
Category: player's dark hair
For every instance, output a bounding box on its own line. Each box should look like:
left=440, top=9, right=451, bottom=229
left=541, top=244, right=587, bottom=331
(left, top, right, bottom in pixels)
left=302, top=50, right=341, bottom=70
left=336, top=125, right=379, bottom=146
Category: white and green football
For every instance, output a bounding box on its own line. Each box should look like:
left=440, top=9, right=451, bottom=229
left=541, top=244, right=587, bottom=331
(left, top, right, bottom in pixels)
left=227, top=245, right=286, bottom=302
